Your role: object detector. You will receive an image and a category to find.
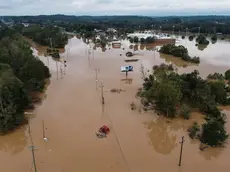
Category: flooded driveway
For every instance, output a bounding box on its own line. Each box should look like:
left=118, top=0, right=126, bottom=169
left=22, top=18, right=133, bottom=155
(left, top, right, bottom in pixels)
left=0, top=36, right=230, bottom=172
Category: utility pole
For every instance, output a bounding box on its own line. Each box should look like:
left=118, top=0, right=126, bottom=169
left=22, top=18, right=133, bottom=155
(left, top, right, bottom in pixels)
left=88, top=48, right=91, bottom=66
left=92, top=48, right=94, bottom=60
left=48, top=38, right=53, bottom=67
left=66, top=47, right=69, bottom=61
left=95, top=68, right=99, bottom=90
left=56, top=61, right=59, bottom=80
left=100, top=82, right=105, bottom=105
left=42, top=120, right=45, bottom=139
left=60, top=65, right=63, bottom=79
left=178, top=136, right=185, bottom=166
left=63, top=60, right=67, bottom=75
left=28, top=146, right=37, bottom=172
left=49, top=38, right=53, bottom=49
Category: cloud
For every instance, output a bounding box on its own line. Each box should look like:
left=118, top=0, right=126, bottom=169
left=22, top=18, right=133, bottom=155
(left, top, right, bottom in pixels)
left=0, top=0, right=230, bottom=16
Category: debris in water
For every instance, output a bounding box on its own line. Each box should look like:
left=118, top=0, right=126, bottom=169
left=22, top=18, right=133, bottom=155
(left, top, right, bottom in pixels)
left=110, top=88, right=125, bottom=93
left=130, top=102, right=136, bottom=110
left=124, top=59, right=139, bottom=62
left=126, top=52, right=134, bottom=57
left=44, top=137, right=48, bottom=142
left=199, top=144, right=209, bottom=151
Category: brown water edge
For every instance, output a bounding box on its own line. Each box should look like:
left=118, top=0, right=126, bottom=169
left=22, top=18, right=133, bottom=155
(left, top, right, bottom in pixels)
left=159, top=53, right=197, bottom=67
left=23, top=36, right=65, bottom=56
left=0, top=36, right=230, bottom=172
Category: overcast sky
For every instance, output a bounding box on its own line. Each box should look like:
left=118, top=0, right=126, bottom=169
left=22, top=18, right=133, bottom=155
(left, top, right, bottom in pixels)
left=0, top=0, right=230, bottom=16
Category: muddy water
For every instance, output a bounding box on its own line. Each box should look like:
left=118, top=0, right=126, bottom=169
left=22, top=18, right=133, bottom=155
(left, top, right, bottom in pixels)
left=0, top=36, right=230, bottom=172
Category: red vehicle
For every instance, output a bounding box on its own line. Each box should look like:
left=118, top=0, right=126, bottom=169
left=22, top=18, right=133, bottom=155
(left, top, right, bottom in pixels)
left=99, top=125, right=110, bottom=134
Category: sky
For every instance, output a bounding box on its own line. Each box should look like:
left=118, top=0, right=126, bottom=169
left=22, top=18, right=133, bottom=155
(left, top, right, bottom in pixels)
left=0, top=0, right=230, bottom=16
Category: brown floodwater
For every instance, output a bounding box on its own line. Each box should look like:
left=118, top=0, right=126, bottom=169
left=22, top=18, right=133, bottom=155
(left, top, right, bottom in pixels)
left=0, top=36, right=230, bottom=172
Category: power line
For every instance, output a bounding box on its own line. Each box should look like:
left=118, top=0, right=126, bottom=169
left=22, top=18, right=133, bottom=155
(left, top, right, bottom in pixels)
left=105, top=109, right=130, bottom=172
left=28, top=146, right=37, bottom=172
left=99, top=85, right=130, bottom=172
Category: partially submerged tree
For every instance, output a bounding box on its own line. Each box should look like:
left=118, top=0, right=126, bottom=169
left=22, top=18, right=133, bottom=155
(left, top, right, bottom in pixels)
left=0, top=64, right=29, bottom=134
left=138, top=64, right=229, bottom=147
left=200, top=117, right=229, bottom=146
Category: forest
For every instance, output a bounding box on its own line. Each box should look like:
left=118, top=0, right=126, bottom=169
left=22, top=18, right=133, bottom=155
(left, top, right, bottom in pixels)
left=0, top=27, right=50, bottom=134
left=138, top=64, right=230, bottom=147
left=2, top=15, right=230, bottom=34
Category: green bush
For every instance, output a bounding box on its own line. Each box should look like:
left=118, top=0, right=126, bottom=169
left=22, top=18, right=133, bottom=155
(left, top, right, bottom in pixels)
left=196, top=35, right=210, bottom=45
left=225, top=69, right=230, bottom=80
left=201, top=118, right=228, bottom=146
left=180, top=104, right=191, bottom=119
left=188, top=122, right=200, bottom=139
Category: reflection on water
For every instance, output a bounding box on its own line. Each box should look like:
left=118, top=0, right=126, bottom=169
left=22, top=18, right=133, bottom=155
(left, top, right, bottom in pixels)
left=199, top=147, right=224, bottom=160
left=0, top=126, right=28, bottom=155
left=176, top=37, right=230, bottom=67
left=160, top=53, right=195, bottom=68
left=197, top=44, right=208, bottom=51
left=120, top=78, right=133, bottom=84
left=146, top=118, right=177, bottom=154
left=145, top=113, right=205, bottom=155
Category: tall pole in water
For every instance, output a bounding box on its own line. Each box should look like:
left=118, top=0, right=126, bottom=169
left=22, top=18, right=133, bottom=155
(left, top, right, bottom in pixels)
left=95, top=68, right=99, bottom=90
left=28, top=146, right=37, bottom=172
left=100, top=82, right=104, bottom=105
left=42, top=120, right=45, bottom=139
left=56, top=61, right=59, bottom=80
left=178, top=136, right=185, bottom=166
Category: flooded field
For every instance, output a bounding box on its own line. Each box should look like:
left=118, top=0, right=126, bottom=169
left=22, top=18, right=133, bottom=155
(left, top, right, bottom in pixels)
left=0, top=36, right=230, bottom=172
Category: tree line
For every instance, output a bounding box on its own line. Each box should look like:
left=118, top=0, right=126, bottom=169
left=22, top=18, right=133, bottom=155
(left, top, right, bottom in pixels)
left=12, top=24, right=68, bottom=48
left=3, top=15, right=230, bottom=35
left=0, top=27, right=50, bottom=134
left=138, top=64, right=230, bottom=147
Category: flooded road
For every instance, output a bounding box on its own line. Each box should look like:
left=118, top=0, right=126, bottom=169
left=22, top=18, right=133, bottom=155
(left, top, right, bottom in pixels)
left=0, top=36, right=230, bottom=172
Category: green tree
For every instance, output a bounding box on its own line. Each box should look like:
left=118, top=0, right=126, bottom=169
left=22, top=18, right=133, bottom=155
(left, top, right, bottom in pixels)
left=0, top=64, right=29, bottom=134
left=211, top=35, right=217, bottom=41
left=196, top=35, right=209, bottom=45
left=208, top=81, right=229, bottom=105
left=140, top=38, right=145, bottom=43
left=179, top=104, right=191, bottom=119
left=129, top=37, right=134, bottom=43
left=154, top=80, right=182, bottom=117
left=188, top=122, right=200, bottom=139
left=133, top=36, right=139, bottom=43
left=225, top=69, right=230, bottom=80
left=201, top=118, right=229, bottom=146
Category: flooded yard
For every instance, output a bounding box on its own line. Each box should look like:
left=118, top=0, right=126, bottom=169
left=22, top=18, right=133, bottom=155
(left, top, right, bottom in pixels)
left=0, top=36, right=230, bottom=172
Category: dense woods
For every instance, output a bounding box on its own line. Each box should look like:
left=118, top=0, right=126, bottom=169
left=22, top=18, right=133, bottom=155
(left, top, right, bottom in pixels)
left=19, top=24, right=68, bottom=48
left=138, top=64, right=229, bottom=146
left=3, top=15, right=230, bottom=35
left=0, top=27, right=50, bottom=134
